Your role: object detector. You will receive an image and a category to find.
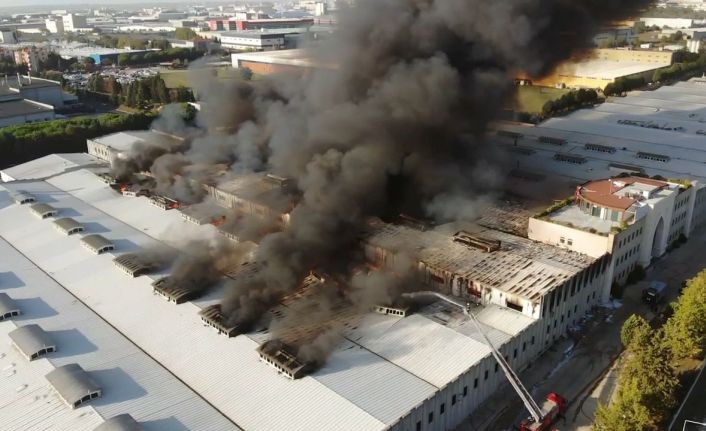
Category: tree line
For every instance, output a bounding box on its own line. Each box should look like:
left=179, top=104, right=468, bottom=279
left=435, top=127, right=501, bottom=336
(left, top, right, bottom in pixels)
left=86, top=74, right=193, bottom=108
left=542, top=88, right=599, bottom=117
left=116, top=48, right=205, bottom=67
left=594, top=271, right=706, bottom=430
left=0, top=113, right=155, bottom=169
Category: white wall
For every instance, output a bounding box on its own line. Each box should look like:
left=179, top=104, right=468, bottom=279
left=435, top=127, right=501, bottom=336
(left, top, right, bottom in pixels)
left=527, top=218, right=612, bottom=258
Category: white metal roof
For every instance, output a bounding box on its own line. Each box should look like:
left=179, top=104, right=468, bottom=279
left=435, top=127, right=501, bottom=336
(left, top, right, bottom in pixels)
left=0, top=235, right=238, bottom=431
left=496, top=79, right=706, bottom=184
left=0, top=166, right=541, bottom=430
left=0, top=153, right=101, bottom=182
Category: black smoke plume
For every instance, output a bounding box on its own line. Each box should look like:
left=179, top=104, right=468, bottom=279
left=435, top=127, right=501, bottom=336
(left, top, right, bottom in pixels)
left=119, top=0, right=654, bottom=365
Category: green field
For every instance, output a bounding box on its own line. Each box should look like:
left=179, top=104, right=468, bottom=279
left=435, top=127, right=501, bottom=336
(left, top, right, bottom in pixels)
left=515, top=86, right=571, bottom=114
left=160, top=68, right=262, bottom=89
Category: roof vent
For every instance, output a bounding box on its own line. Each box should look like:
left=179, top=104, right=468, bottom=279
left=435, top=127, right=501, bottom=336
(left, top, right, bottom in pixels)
left=148, top=195, right=180, bottom=210
left=373, top=302, right=413, bottom=317
left=453, top=231, right=501, bottom=252
left=30, top=203, right=58, bottom=219
left=97, top=173, right=118, bottom=186
left=554, top=153, right=587, bottom=164
left=9, top=324, right=56, bottom=361
left=0, top=292, right=20, bottom=321
left=94, top=414, right=142, bottom=431
left=45, top=363, right=101, bottom=409
left=10, top=190, right=35, bottom=205
left=53, top=218, right=84, bottom=235
left=80, top=235, right=115, bottom=255
left=113, top=253, right=160, bottom=277
left=257, top=339, right=317, bottom=380
left=199, top=304, right=244, bottom=337
left=538, top=136, right=566, bottom=146
left=152, top=277, right=203, bottom=304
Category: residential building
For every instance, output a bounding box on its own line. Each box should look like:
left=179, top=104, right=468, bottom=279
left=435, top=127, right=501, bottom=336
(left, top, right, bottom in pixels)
left=45, top=18, right=65, bottom=34
left=61, top=14, right=88, bottom=32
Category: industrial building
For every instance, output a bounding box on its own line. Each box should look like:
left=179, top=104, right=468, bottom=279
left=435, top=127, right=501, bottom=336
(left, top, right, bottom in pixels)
left=0, top=75, right=68, bottom=108
left=208, top=18, right=313, bottom=31
left=496, top=77, right=706, bottom=286
left=0, top=138, right=612, bottom=430
left=528, top=49, right=673, bottom=89
left=220, top=30, right=299, bottom=51
left=0, top=97, right=55, bottom=127
left=86, top=129, right=184, bottom=166
left=231, top=48, right=334, bottom=75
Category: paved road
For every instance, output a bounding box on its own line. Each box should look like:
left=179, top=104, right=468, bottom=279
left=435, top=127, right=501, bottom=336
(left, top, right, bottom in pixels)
left=669, top=360, right=706, bottom=431
left=461, top=226, right=706, bottom=431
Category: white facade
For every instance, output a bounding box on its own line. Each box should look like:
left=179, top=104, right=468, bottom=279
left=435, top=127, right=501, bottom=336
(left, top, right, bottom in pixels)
left=640, top=17, right=695, bottom=29
left=45, top=18, right=65, bottom=34
left=220, top=33, right=285, bottom=51
left=62, top=14, right=88, bottom=32
left=0, top=30, right=17, bottom=44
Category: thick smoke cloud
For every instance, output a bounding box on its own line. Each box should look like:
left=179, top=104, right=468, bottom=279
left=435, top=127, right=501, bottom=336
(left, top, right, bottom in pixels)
left=120, top=0, right=653, bottom=365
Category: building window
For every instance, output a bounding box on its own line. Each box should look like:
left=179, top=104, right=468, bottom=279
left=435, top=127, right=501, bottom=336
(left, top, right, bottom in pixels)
left=567, top=239, right=573, bottom=246
left=452, top=394, right=457, bottom=405
left=440, top=403, right=445, bottom=415
left=417, top=421, right=421, bottom=431
left=560, top=237, right=565, bottom=244
left=484, top=370, right=488, bottom=380
left=531, top=336, right=535, bottom=345
left=514, top=348, right=518, bottom=358
left=522, top=342, right=526, bottom=352
left=495, top=363, right=499, bottom=373
left=428, top=412, right=433, bottom=424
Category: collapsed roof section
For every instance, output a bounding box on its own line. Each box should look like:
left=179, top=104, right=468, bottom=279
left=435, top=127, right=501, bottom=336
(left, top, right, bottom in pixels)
left=45, top=363, right=102, bottom=409
left=9, top=324, right=56, bottom=361
left=257, top=339, right=317, bottom=380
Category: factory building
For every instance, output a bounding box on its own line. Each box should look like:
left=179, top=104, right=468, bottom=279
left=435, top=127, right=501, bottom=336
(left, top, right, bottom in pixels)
left=209, top=18, right=314, bottom=31
left=231, top=48, right=334, bottom=75
left=220, top=30, right=295, bottom=51
left=0, top=97, right=55, bottom=127
left=0, top=143, right=611, bottom=431
left=86, top=130, right=184, bottom=166
left=526, top=49, right=673, bottom=89
left=0, top=75, right=68, bottom=108
left=496, top=77, right=706, bottom=286
left=61, top=14, right=88, bottom=32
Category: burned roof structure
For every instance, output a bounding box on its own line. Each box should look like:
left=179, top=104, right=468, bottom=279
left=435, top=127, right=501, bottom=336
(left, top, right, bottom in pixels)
left=113, top=253, right=161, bottom=277
left=199, top=304, right=243, bottom=337
left=0, top=292, right=20, bottom=320
left=9, top=324, right=56, bottom=361
left=152, top=277, right=204, bottom=304
left=30, top=203, right=58, bottom=219
left=149, top=195, right=179, bottom=210
left=81, top=235, right=115, bottom=255
left=257, top=339, right=317, bottom=380
left=94, top=414, right=143, bottom=431
left=45, top=363, right=102, bottom=409
left=53, top=218, right=84, bottom=235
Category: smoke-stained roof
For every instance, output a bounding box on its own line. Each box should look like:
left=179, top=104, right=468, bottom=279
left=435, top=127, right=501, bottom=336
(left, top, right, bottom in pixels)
left=0, top=169, right=538, bottom=431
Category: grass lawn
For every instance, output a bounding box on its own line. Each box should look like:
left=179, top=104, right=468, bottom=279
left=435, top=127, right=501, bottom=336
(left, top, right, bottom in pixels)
left=160, top=70, right=191, bottom=89
left=515, top=86, right=571, bottom=114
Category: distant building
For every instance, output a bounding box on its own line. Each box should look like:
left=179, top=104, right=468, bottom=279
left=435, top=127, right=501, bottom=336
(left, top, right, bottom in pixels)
left=0, top=30, right=17, bottom=44
left=209, top=18, right=314, bottom=31
left=0, top=97, right=55, bottom=127
left=231, top=49, right=335, bottom=75
left=45, top=18, right=65, bottom=34
left=640, top=17, right=695, bottom=29
left=13, top=47, right=50, bottom=74
left=158, top=11, right=188, bottom=21
left=0, top=75, right=73, bottom=108
left=62, top=14, right=88, bottom=32
left=526, top=48, right=673, bottom=89
left=593, top=27, right=636, bottom=47
left=220, top=31, right=293, bottom=51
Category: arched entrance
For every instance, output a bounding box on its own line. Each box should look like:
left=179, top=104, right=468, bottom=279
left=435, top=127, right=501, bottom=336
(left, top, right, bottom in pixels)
left=652, top=217, right=664, bottom=258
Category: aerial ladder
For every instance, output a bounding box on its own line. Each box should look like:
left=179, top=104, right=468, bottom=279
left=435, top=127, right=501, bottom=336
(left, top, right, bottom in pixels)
left=403, top=292, right=566, bottom=431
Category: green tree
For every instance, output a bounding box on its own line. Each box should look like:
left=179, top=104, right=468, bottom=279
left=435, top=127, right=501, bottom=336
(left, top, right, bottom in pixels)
left=621, top=314, right=649, bottom=348
left=664, top=271, right=706, bottom=360
left=150, top=38, right=170, bottom=50
left=175, top=28, right=198, bottom=40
